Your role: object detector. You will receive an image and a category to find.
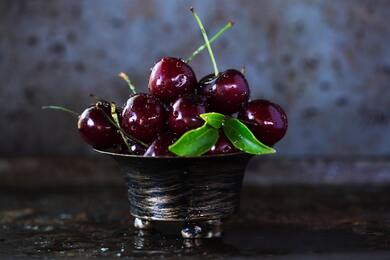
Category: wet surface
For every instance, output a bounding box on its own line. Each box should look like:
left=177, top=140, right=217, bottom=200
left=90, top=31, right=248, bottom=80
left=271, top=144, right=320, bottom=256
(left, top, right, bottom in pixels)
left=1, top=185, right=390, bottom=258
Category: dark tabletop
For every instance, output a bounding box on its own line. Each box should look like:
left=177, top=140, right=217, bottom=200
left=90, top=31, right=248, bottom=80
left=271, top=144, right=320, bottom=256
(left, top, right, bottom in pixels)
left=1, top=157, right=390, bottom=259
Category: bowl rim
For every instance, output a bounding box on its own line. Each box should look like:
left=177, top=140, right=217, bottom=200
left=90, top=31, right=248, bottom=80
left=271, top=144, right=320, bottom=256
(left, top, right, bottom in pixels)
left=94, top=148, right=250, bottom=159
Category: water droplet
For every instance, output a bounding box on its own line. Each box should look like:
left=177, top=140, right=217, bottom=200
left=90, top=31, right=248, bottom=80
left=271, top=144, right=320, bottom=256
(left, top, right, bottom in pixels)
left=173, top=74, right=187, bottom=87
left=100, top=247, right=109, bottom=252
left=181, top=225, right=202, bottom=238
left=176, top=62, right=182, bottom=68
left=173, top=111, right=179, bottom=117
left=59, top=213, right=72, bottom=219
left=24, top=224, right=39, bottom=230
left=43, top=225, right=54, bottom=232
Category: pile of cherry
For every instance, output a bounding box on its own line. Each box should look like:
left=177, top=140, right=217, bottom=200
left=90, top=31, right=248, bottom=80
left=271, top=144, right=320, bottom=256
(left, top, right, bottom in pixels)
left=44, top=9, right=287, bottom=157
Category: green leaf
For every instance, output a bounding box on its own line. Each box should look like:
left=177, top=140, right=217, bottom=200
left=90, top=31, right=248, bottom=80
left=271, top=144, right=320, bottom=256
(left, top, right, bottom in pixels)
left=169, top=123, right=219, bottom=157
left=223, top=118, right=276, bottom=155
left=200, top=112, right=225, bottom=128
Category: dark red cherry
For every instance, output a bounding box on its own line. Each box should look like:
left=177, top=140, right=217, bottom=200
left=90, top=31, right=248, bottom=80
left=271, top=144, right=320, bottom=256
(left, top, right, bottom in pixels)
left=130, top=142, right=146, bottom=155
left=119, top=140, right=146, bottom=155
left=206, top=131, right=238, bottom=155
left=144, top=132, right=178, bottom=157
left=114, top=131, right=147, bottom=155
left=148, top=57, right=197, bottom=102
left=199, top=69, right=250, bottom=114
left=77, top=102, right=122, bottom=150
left=238, top=99, right=288, bottom=146
left=121, top=93, right=165, bottom=143
left=168, top=95, right=207, bottom=135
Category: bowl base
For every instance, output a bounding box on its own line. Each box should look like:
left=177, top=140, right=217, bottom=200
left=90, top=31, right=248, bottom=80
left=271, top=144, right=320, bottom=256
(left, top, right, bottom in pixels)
left=133, top=217, right=223, bottom=239
left=181, top=220, right=223, bottom=239
left=133, top=218, right=152, bottom=229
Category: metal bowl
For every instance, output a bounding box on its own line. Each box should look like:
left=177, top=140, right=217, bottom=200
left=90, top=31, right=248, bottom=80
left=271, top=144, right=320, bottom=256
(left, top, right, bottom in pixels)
left=95, top=150, right=253, bottom=238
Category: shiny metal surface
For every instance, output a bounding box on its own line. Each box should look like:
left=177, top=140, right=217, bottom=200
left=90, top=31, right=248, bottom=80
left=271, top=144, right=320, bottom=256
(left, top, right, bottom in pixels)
left=107, top=152, right=253, bottom=221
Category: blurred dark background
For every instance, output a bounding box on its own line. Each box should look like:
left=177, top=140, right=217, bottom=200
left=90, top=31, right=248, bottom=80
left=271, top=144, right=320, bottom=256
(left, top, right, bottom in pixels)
left=0, top=0, right=389, bottom=157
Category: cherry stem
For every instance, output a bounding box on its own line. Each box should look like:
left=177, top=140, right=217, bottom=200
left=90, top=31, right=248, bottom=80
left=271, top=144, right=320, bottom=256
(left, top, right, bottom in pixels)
left=186, top=21, right=234, bottom=63
left=110, top=103, right=132, bottom=153
left=241, top=66, right=246, bottom=75
left=191, top=7, right=219, bottom=76
left=98, top=106, right=149, bottom=148
left=118, top=72, right=137, bottom=95
left=41, top=106, right=79, bottom=117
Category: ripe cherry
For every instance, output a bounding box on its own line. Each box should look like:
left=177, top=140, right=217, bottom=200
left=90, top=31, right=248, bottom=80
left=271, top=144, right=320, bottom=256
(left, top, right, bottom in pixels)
left=238, top=99, right=288, bottom=146
left=78, top=101, right=123, bottom=150
left=206, top=131, right=238, bottom=155
left=168, top=95, right=207, bottom=135
left=199, top=69, right=250, bottom=114
left=121, top=93, right=166, bottom=143
left=119, top=140, right=146, bottom=155
left=148, top=57, right=198, bottom=102
left=144, top=132, right=178, bottom=157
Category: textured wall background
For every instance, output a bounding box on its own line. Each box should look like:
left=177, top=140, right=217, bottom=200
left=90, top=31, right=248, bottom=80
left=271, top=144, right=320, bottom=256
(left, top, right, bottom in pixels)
left=0, top=0, right=389, bottom=157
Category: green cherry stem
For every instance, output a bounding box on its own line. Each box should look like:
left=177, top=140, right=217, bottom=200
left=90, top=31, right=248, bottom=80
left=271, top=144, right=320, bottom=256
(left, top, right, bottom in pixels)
left=99, top=105, right=149, bottom=148
left=186, top=20, right=234, bottom=63
left=41, top=106, right=79, bottom=117
left=191, top=7, right=219, bottom=76
left=241, top=66, right=246, bottom=75
left=118, top=72, right=137, bottom=95
left=110, top=103, right=132, bottom=152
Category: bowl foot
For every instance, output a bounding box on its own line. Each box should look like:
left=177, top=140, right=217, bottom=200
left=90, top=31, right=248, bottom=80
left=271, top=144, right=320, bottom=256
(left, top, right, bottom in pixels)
left=134, top=217, right=152, bottom=229
left=181, top=219, right=223, bottom=239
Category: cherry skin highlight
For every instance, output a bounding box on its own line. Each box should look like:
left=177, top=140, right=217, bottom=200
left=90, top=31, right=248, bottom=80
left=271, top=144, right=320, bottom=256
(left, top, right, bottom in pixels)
left=199, top=69, right=250, bottom=114
left=168, top=95, right=207, bottom=135
left=77, top=102, right=123, bottom=150
left=238, top=99, right=288, bottom=146
left=119, top=140, right=146, bottom=155
left=148, top=57, right=198, bottom=102
left=206, top=131, right=238, bottom=155
left=121, top=93, right=166, bottom=143
left=144, top=132, right=178, bottom=157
